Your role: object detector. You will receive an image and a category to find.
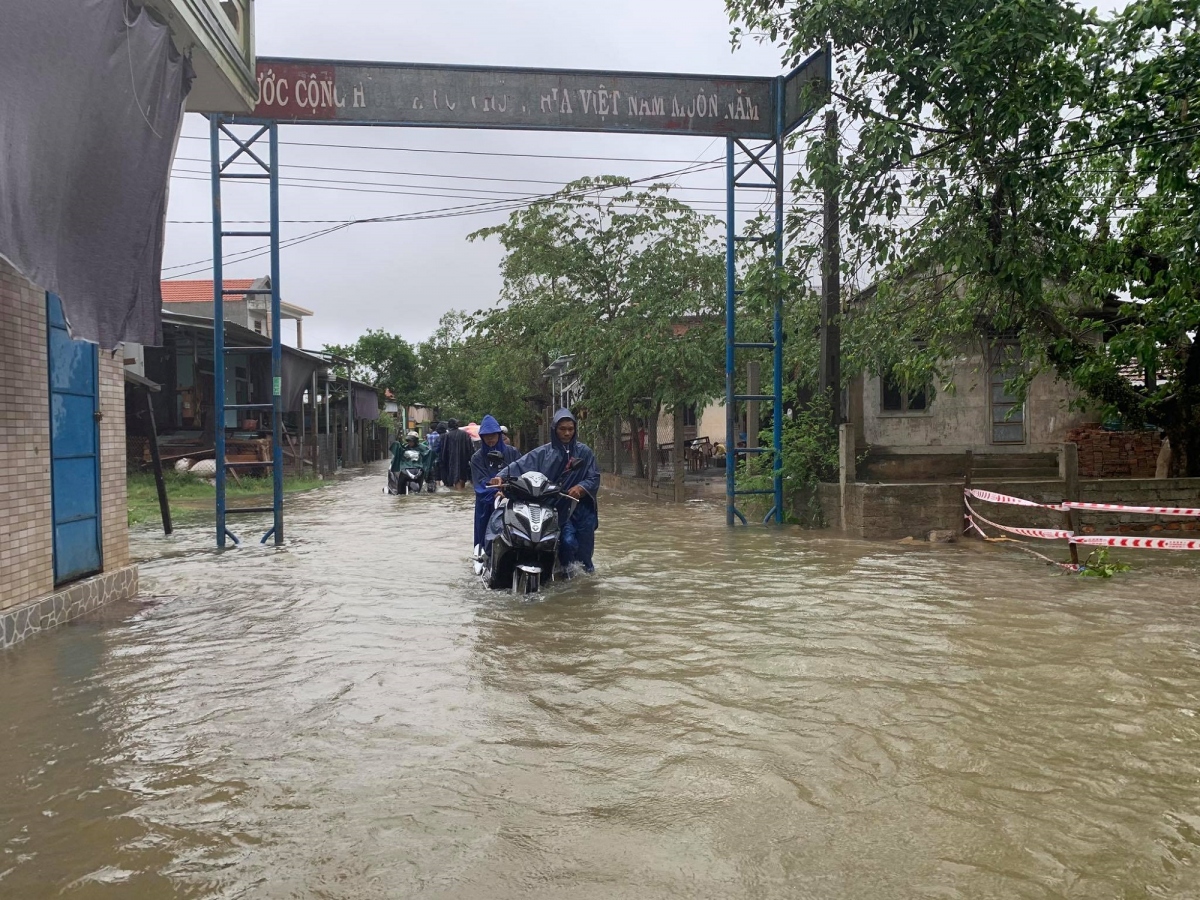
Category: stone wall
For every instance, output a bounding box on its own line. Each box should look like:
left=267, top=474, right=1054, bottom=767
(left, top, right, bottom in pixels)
left=811, top=476, right=1200, bottom=540
left=600, top=472, right=723, bottom=503
left=1067, top=426, right=1162, bottom=478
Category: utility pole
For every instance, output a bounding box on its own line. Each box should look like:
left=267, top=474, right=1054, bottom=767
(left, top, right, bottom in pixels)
left=819, top=108, right=841, bottom=424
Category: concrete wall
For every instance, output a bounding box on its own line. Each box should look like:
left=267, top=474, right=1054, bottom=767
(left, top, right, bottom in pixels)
left=811, top=476, right=1200, bottom=540
left=0, top=259, right=136, bottom=645
left=696, top=399, right=726, bottom=444
left=860, top=351, right=1098, bottom=454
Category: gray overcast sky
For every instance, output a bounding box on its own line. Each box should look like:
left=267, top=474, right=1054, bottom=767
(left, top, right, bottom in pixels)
left=162, top=0, right=792, bottom=350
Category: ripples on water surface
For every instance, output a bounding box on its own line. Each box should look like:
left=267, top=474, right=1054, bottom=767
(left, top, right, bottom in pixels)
left=3, top=466, right=1200, bottom=899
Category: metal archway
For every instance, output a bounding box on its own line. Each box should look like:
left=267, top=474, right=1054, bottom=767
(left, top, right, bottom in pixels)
left=206, top=48, right=829, bottom=547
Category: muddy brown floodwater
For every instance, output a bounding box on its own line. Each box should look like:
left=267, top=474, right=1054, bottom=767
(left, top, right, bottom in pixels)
left=3, top=464, right=1200, bottom=899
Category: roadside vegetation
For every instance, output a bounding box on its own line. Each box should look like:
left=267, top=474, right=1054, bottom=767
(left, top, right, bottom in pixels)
left=127, top=471, right=327, bottom=527
left=328, top=0, right=1199, bottom=489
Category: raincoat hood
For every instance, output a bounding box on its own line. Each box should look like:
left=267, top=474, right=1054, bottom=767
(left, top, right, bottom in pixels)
left=550, top=408, right=578, bottom=454
left=478, top=415, right=502, bottom=436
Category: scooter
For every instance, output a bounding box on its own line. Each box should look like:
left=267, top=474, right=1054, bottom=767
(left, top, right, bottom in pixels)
left=475, top=469, right=577, bottom=594
left=387, top=449, right=426, bottom=495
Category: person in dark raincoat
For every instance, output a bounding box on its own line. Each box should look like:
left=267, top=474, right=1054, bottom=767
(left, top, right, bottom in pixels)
left=388, top=431, right=433, bottom=493
left=423, top=424, right=441, bottom=492
left=438, top=418, right=474, bottom=489
left=470, top=415, right=521, bottom=554
left=488, top=408, right=600, bottom=572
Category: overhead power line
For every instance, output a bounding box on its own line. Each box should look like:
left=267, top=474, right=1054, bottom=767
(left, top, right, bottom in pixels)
left=162, top=159, right=781, bottom=278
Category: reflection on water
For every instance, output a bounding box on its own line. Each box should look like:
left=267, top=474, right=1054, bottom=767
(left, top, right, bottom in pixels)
left=3, top=464, right=1200, bottom=898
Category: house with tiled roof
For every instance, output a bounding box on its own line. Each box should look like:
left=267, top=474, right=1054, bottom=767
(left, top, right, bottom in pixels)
left=160, top=277, right=314, bottom=348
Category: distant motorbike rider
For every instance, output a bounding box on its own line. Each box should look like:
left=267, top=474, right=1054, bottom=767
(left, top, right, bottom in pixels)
left=470, top=415, right=520, bottom=556
left=388, top=430, right=433, bottom=493
left=488, top=408, right=599, bottom=573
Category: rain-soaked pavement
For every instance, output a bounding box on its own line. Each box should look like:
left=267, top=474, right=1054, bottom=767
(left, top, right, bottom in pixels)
left=3, top=464, right=1200, bottom=899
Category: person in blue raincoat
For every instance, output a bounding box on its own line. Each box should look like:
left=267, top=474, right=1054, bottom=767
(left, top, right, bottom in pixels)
left=488, top=408, right=600, bottom=573
left=470, top=415, right=520, bottom=554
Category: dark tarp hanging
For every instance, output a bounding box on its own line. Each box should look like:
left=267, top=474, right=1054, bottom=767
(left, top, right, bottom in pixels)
left=354, top=385, right=381, bottom=421
left=238, top=343, right=323, bottom=414
left=0, top=0, right=192, bottom=349
left=279, top=349, right=324, bottom=414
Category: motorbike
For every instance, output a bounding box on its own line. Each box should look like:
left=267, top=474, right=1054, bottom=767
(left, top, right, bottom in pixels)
left=387, top=448, right=426, bottom=495
left=475, top=467, right=576, bottom=594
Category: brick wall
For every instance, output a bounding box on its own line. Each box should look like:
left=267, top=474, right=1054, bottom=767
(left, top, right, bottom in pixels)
left=99, top=349, right=129, bottom=570
left=0, top=260, right=55, bottom=611
left=1067, top=426, right=1162, bottom=478
left=0, top=259, right=131, bottom=613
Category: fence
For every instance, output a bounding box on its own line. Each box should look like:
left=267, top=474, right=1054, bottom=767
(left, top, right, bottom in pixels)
left=586, top=413, right=722, bottom=486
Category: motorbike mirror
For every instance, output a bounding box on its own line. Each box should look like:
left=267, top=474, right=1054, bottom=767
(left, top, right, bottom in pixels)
left=487, top=450, right=505, bottom=463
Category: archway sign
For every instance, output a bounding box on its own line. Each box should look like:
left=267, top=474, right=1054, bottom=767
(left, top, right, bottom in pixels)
left=207, top=47, right=829, bottom=547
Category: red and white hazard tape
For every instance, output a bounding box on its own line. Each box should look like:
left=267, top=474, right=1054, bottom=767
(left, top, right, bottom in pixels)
left=963, top=498, right=1075, bottom=541
left=966, top=488, right=1064, bottom=511
left=1072, top=534, right=1200, bottom=551
left=965, top=498, right=1200, bottom=551
left=1063, top=500, right=1200, bottom=517
left=966, top=488, right=1200, bottom=518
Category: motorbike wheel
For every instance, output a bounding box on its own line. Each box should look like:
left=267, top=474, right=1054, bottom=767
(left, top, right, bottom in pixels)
left=513, top=569, right=540, bottom=595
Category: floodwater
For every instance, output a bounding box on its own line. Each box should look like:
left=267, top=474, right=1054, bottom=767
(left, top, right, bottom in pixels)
left=3, top=466, right=1200, bottom=899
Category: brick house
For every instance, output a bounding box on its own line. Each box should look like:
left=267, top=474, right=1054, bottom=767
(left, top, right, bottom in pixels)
left=0, top=0, right=257, bottom=648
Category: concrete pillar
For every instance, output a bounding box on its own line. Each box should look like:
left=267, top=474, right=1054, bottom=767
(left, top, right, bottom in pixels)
left=839, top=423, right=855, bottom=530
left=295, top=317, right=303, bottom=349
left=1062, top=442, right=1080, bottom=564
left=673, top=404, right=686, bottom=503
left=746, top=361, right=760, bottom=449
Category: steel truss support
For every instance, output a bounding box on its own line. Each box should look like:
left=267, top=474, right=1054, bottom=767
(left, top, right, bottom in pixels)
left=209, top=117, right=284, bottom=549
left=725, top=81, right=786, bottom=526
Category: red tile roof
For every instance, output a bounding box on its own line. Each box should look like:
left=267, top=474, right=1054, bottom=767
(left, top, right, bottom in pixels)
left=161, top=279, right=255, bottom=302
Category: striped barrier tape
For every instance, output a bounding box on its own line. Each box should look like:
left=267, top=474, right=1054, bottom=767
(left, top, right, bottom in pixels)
left=965, top=498, right=1200, bottom=551
left=966, top=488, right=1200, bottom=518
left=963, top=498, right=1075, bottom=541
left=1063, top=501, right=1200, bottom=518
left=966, top=489, right=1064, bottom=511
left=1072, top=534, right=1200, bottom=551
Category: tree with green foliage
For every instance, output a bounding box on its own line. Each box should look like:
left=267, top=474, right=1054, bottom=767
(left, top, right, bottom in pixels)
left=725, top=0, right=1200, bottom=471
left=468, top=176, right=726, bottom=447
left=415, top=309, right=545, bottom=435
left=324, top=329, right=419, bottom=400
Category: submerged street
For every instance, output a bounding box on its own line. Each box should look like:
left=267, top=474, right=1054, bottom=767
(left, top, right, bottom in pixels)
left=3, top=466, right=1200, bottom=898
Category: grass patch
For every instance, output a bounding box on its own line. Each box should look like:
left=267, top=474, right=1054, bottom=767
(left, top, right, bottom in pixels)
left=127, top=469, right=328, bottom=527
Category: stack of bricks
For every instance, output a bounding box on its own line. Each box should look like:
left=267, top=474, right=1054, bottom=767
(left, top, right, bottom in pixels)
left=1067, top=426, right=1163, bottom=478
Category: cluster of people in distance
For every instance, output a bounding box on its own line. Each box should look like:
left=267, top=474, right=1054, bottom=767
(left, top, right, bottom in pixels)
left=388, top=409, right=599, bottom=572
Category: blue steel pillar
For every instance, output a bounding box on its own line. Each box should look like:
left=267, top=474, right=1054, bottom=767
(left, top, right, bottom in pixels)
left=268, top=123, right=284, bottom=545
left=210, top=116, right=228, bottom=548
left=772, top=77, right=786, bottom=525
left=725, top=138, right=738, bottom=528
left=724, top=129, right=785, bottom=526
left=209, top=117, right=283, bottom=549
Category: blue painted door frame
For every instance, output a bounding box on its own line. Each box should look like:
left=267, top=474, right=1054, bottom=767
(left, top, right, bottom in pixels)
left=47, top=293, right=103, bottom=584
